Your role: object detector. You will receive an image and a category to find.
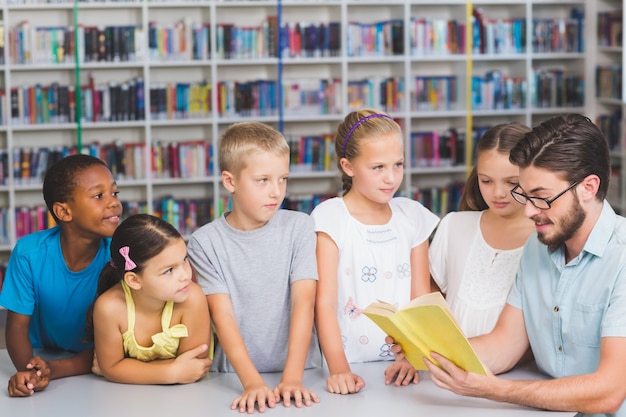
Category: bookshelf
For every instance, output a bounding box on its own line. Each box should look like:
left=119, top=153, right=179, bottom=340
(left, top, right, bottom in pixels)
left=592, top=0, right=625, bottom=214
left=0, top=0, right=594, bottom=261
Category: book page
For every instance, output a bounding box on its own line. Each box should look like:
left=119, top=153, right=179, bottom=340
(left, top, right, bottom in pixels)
left=396, top=304, right=486, bottom=375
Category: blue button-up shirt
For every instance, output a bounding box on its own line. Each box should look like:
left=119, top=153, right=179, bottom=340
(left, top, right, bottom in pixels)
left=508, top=201, right=626, bottom=417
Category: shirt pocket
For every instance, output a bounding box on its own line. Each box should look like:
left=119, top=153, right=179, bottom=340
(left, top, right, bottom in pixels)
left=569, top=302, right=604, bottom=348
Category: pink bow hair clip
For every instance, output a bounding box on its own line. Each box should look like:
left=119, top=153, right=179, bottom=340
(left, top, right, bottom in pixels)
left=119, top=246, right=137, bottom=271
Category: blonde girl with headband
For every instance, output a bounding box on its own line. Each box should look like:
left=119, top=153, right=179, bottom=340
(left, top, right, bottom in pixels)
left=311, top=109, right=439, bottom=394
left=89, top=214, right=213, bottom=384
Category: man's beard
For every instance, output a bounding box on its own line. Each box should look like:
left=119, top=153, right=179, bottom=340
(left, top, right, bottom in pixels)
left=534, top=198, right=586, bottom=252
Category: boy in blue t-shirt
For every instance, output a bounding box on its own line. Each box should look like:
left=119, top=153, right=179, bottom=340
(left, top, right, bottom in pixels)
left=0, top=154, right=122, bottom=397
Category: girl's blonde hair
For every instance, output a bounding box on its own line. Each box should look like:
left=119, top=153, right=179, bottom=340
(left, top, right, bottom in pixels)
left=335, top=108, right=402, bottom=195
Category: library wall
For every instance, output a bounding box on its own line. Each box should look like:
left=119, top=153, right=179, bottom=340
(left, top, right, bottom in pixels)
left=0, top=0, right=612, bottom=275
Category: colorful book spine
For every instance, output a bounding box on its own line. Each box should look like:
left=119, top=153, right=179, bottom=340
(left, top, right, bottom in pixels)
left=149, top=196, right=214, bottom=236
left=412, top=76, right=458, bottom=111
left=596, top=109, right=622, bottom=151
left=14, top=205, right=56, bottom=239
left=531, top=68, right=584, bottom=108
left=596, top=65, right=622, bottom=101
left=286, top=134, right=335, bottom=173
left=410, top=182, right=465, bottom=217
left=532, top=7, right=584, bottom=53
left=598, top=10, right=623, bottom=48
left=471, top=70, right=527, bottom=110
left=347, top=19, right=404, bottom=57
left=410, top=17, right=466, bottom=55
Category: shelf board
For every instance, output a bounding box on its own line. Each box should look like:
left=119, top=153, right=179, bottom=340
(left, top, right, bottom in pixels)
left=408, top=165, right=469, bottom=175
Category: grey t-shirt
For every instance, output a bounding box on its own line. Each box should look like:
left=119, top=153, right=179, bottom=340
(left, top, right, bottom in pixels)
left=187, top=209, right=321, bottom=373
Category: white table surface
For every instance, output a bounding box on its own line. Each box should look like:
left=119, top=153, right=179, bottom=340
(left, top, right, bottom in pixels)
left=0, top=349, right=575, bottom=417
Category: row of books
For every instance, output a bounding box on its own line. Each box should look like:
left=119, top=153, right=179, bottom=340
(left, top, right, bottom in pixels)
left=596, top=109, right=622, bottom=152
left=0, top=77, right=147, bottom=126
left=597, top=11, right=623, bottom=48
left=347, top=77, right=405, bottom=114
left=4, top=146, right=87, bottom=186
left=411, top=18, right=466, bottom=56
left=87, top=140, right=213, bottom=181
left=149, top=19, right=210, bottom=61
left=2, top=13, right=587, bottom=65
left=411, top=128, right=466, bottom=168
left=124, top=196, right=218, bottom=237
left=596, top=65, right=622, bottom=101
left=8, top=83, right=75, bottom=126
left=473, top=10, right=587, bottom=56
left=83, top=73, right=146, bottom=122
left=411, top=124, right=495, bottom=170
left=346, top=19, right=404, bottom=57
left=412, top=76, right=458, bottom=112
left=217, top=18, right=341, bottom=60
left=0, top=70, right=586, bottom=126
left=532, top=15, right=584, bottom=54
left=218, top=78, right=342, bottom=118
left=531, top=69, right=584, bottom=109
left=471, top=9, right=526, bottom=55
left=472, top=70, right=527, bottom=110
left=9, top=23, right=146, bottom=65
left=410, top=183, right=465, bottom=217
left=287, top=134, right=335, bottom=173
left=14, top=205, right=56, bottom=240
left=149, top=81, right=211, bottom=121
left=348, top=14, right=580, bottom=58
left=6, top=140, right=213, bottom=185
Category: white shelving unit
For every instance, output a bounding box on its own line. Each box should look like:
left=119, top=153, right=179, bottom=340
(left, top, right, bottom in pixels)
left=0, top=0, right=594, bottom=260
left=591, top=0, right=625, bottom=214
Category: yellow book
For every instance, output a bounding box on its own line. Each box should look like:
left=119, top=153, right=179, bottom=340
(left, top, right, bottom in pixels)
left=363, top=292, right=487, bottom=375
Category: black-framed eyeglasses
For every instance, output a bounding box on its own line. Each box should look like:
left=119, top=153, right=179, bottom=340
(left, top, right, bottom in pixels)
left=510, top=182, right=579, bottom=210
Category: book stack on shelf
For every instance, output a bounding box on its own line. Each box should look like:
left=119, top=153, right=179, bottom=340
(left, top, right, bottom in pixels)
left=0, top=0, right=598, bottom=258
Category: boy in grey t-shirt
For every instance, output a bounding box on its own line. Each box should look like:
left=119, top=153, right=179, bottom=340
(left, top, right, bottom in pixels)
left=187, top=122, right=320, bottom=414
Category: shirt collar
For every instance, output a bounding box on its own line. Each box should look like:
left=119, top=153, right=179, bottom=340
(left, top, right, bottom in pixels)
left=581, top=200, right=616, bottom=258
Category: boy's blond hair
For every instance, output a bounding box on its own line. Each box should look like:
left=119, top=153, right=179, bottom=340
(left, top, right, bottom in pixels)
left=219, top=122, right=290, bottom=175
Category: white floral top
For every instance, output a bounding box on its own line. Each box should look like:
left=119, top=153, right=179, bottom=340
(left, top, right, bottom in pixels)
left=429, top=211, right=526, bottom=338
left=311, top=197, right=439, bottom=363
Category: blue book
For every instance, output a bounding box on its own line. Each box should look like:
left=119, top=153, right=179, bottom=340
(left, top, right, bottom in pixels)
left=570, top=7, right=584, bottom=53
left=135, top=77, right=144, bottom=120
left=35, top=84, right=43, bottom=124
left=22, top=86, right=29, bottom=125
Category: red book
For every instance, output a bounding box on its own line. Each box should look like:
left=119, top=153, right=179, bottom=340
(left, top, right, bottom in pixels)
left=170, top=142, right=180, bottom=178
left=89, top=72, right=100, bottom=122
left=29, top=86, right=36, bottom=125
left=68, top=85, right=76, bottom=123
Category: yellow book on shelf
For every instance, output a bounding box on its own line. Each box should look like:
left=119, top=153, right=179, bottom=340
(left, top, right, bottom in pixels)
left=363, top=292, right=487, bottom=375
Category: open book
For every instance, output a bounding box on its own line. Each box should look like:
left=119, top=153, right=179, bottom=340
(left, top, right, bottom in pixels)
left=363, top=292, right=487, bottom=375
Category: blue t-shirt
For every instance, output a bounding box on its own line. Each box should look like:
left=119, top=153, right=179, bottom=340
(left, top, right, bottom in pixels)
left=0, top=226, right=111, bottom=352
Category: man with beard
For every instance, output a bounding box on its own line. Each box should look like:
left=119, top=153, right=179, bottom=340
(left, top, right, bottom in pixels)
left=391, top=114, right=626, bottom=416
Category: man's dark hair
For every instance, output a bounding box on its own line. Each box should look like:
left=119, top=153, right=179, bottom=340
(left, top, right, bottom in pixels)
left=509, top=114, right=610, bottom=201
